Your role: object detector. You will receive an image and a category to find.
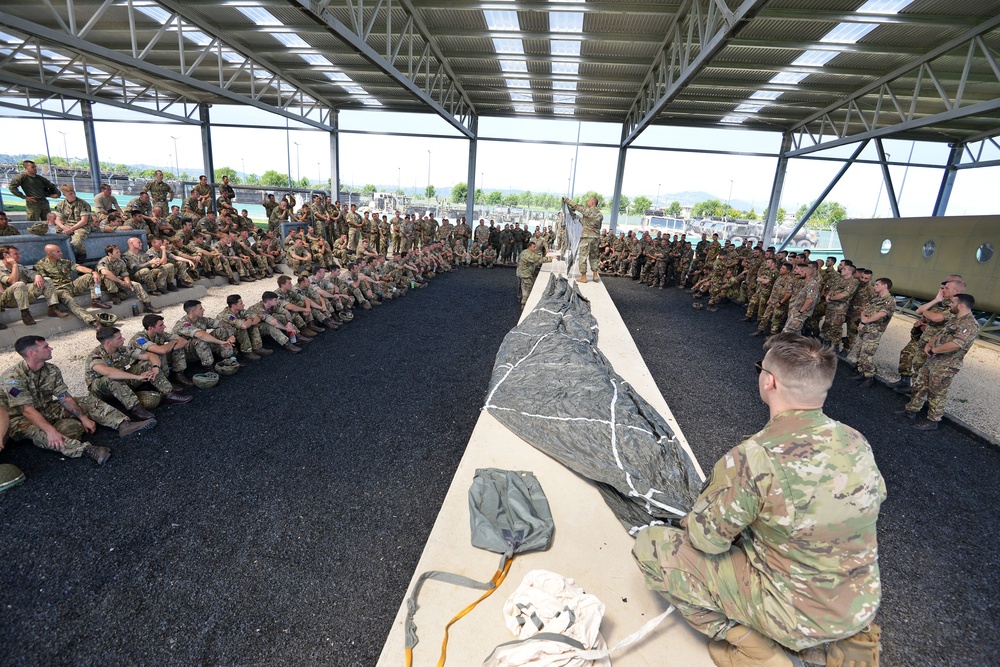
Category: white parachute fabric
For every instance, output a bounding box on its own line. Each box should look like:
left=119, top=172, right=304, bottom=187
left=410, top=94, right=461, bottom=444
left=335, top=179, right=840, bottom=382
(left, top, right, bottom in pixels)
left=561, top=201, right=583, bottom=279
left=483, top=276, right=702, bottom=532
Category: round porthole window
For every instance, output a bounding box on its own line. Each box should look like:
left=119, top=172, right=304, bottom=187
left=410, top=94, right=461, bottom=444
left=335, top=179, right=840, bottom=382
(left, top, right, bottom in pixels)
left=922, top=240, right=936, bottom=258
left=880, top=239, right=892, bottom=254
left=977, top=242, right=994, bottom=263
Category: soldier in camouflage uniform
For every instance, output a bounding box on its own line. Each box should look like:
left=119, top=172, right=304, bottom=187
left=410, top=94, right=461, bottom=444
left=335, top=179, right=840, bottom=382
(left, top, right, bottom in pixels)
left=248, top=291, right=305, bottom=352
left=129, top=314, right=193, bottom=387
left=141, top=170, right=175, bottom=210
left=892, top=276, right=965, bottom=393
left=482, top=244, right=498, bottom=268
left=52, top=185, right=98, bottom=258
left=2, top=336, right=157, bottom=465
left=123, top=236, right=167, bottom=296
left=852, top=277, right=896, bottom=388
left=782, top=263, right=821, bottom=334
left=267, top=199, right=291, bottom=233
left=345, top=204, right=363, bottom=252
left=171, top=299, right=236, bottom=369
left=216, top=294, right=275, bottom=361
left=96, top=245, right=159, bottom=313
left=753, top=262, right=794, bottom=336
left=633, top=333, right=885, bottom=666
left=8, top=160, right=59, bottom=220
left=516, top=241, right=552, bottom=307
left=86, top=326, right=191, bottom=420
left=744, top=256, right=777, bottom=321
left=820, top=264, right=859, bottom=345
left=563, top=196, right=603, bottom=282
left=1, top=245, right=61, bottom=326
left=34, top=243, right=107, bottom=327
left=901, top=293, right=980, bottom=430
left=843, top=269, right=874, bottom=353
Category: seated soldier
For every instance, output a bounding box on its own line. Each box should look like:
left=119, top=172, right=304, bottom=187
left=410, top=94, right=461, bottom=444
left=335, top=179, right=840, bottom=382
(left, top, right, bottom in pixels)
left=633, top=334, right=885, bottom=667
left=295, top=274, right=340, bottom=329
left=0, top=245, right=62, bottom=327
left=86, top=326, right=192, bottom=421
left=247, top=291, right=307, bottom=352
left=96, top=244, right=160, bottom=313
left=123, top=236, right=167, bottom=296
left=171, top=299, right=237, bottom=372
left=482, top=244, right=497, bottom=269
left=216, top=294, right=274, bottom=361
left=34, top=243, right=109, bottom=329
left=1, top=335, right=157, bottom=466
left=149, top=237, right=197, bottom=289
left=129, top=314, right=193, bottom=388
left=275, top=274, right=327, bottom=334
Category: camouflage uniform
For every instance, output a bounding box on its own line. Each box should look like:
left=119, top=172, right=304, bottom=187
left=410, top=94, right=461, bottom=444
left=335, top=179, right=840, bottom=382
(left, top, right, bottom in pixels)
left=142, top=179, right=175, bottom=209
left=248, top=301, right=293, bottom=346
left=0, top=262, right=58, bottom=311
left=172, top=315, right=234, bottom=367
left=844, top=282, right=875, bottom=353
left=783, top=275, right=821, bottom=334
left=516, top=247, right=551, bottom=306
left=856, top=292, right=896, bottom=379
left=129, top=329, right=187, bottom=375
left=124, top=248, right=167, bottom=294
left=905, top=312, right=980, bottom=422
left=33, top=257, right=98, bottom=325
left=96, top=255, right=151, bottom=303
left=216, top=306, right=264, bottom=354
left=482, top=246, right=497, bottom=268
left=565, top=202, right=603, bottom=275
left=85, top=344, right=173, bottom=410
left=745, top=265, right=776, bottom=319
left=821, top=275, right=859, bottom=343
left=757, top=272, right=794, bottom=335
left=53, top=198, right=96, bottom=256
left=345, top=211, right=363, bottom=251
left=8, top=171, right=59, bottom=220
left=907, top=303, right=954, bottom=379
left=2, top=360, right=128, bottom=456
left=633, top=408, right=885, bottom=651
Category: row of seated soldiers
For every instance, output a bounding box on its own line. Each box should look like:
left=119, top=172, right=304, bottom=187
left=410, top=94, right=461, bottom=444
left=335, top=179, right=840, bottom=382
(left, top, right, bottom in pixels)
left=0, top=242, right=462, bottom=468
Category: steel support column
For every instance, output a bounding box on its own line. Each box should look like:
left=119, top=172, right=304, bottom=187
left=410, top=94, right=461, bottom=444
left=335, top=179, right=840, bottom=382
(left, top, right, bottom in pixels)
left=200, top=103, right=216, bottom=210
left=777, top=140, right=869, bottom=252
left=763, top=133, right=793, bottom=248
left=465, top=116, right=479, bottom=227
left=875, top=139, right=900, bottom=218
left=81, top=100, right=102, bottom=191
left=609, top=146, right=628, bottom=232
left=933, top=143, right=964, bottom=216
left=329, top=109, right=341, bottom=202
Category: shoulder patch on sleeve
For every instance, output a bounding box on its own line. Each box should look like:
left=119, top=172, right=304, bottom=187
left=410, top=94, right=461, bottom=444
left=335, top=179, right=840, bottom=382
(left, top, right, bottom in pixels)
left=9, top=387, right=19, bottom=397
left=136, top=337, right=148, bottom=346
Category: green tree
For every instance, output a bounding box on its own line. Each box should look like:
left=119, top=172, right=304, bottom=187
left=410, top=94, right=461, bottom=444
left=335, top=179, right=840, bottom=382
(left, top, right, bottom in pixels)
left=666, top=201, right=682, bottom=217
left=474, top=188, right=485, bottom=204
left=425, top=184, right=436, bottom=199
left=487, top=190, right=504, bottom=206
left=744, top=208, right=759, bottom=221
left=795, top=201, right=847, bottom=230
left=298, top=176, right=311, bottom=188
left=579, top=191, right=606, bottom=209
left=244, top=173, right=261, bottom=185
left=502, top=193, right=520, bottom=207
left=692, top=198, right=723, bottom=217
left=362, top=183, right=377, bottom=198
left=630, top=195, right=652, bottom=216
left=215, top=166, right=240, bottom=184
left=451, top=181, right=468, bottom=203
left=519, top=190, right=533, bottom=206
left=179, top=172, right=190, bottom=181
left=618, top=194, right=630, bottom=215
left=261, top=170, right=288, bottom=187
left=395, top=188, right=405, bottom=196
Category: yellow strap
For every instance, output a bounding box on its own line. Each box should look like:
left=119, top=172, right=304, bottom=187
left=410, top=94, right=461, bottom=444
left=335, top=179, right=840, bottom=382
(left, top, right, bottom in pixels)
left=404, top=556, right=514, bottom=667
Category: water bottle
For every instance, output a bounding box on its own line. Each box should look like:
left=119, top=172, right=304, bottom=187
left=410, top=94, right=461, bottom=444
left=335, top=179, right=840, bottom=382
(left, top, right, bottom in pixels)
left=131, top=303, right=138, bottom=316
left=94, top=282, right=101, bottom=297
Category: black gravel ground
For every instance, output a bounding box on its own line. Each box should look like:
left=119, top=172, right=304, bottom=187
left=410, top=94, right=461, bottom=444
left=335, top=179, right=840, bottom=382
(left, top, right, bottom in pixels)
left=603, top=275, right=1000, bottom=667
left=0, top=267, right=521, bottom=666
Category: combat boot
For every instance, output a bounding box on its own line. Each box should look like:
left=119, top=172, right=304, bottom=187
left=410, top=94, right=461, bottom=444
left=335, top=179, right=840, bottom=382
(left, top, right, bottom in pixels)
left=253, top=347, right=273, bottom=356
left=119, top=417, right=156, bottom=438
left=243, top=352, right=262, bottom=361
left=887, top=376, right=910, bottom=389
left=20, top=309, right=36, bottom=326
left=860, top=377, right=876, bottom=388
left=576, top=275, right=588, bottom=283
left=130, top=404, right=156, bottom=421
left=85, top=444, right=112, bottom=466
left=894, top=407, right=918, bottom=420
left=707, top=625, right=793, bottom=667
left=826, top=623, right=880, bottom=667
left=163, top=392, right=193, bottom=405
left=283, top=343, right=302, bottom=353
left=48, top=305, right=69, bottom=318
left=91, top=299, right=112, bottom=310
left=142, top=301, right=162, bottom=314
left=850, top=372, right=865, bottom=381
left=171, top=371, right=194, bottom=387
left=593, top=270, right=599, bottom=282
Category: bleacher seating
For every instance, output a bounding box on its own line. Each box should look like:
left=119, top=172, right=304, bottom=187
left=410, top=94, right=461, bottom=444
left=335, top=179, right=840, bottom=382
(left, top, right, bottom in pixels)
left=79, top=230, right=147, bottom=265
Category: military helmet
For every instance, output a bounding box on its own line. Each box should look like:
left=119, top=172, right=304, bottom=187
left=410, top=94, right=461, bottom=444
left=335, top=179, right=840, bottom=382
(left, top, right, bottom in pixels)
left=338, top=310, right=354, bottom=322
left=692, top=301, right=704, bottom=310
left=214, top=359, right=240, bottom=376
left=0, top=463, right=26, bottom=494
left=192, top=372, right=220, bottom=389
left=95, top=312, right=118, bottom=327
left=136, top=390, right=162, bottom=411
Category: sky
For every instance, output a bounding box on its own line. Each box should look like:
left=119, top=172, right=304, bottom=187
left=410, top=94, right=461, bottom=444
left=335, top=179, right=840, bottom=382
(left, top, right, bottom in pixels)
left=3, top=101, right=999, bottom=219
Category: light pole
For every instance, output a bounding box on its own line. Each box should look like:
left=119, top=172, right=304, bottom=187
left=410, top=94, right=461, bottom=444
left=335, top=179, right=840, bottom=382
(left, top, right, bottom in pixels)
left=58, top=131, right=75, bottom=189
left=241, top=158, right=246, bottom=182
left=567, top=158, right=574, bottom=196
left=426, top=150, right=431, bottom=198
left=293, top=142, right=301, bottom=184
left=170, top=136, right=180, bottom=185
left=397, top=167, right=401, bottom=193
left=656, top=183, right=661, bottom=209
left=725, top=179, right=734, bottom=222
left=317, top=162, right=321, bottom=187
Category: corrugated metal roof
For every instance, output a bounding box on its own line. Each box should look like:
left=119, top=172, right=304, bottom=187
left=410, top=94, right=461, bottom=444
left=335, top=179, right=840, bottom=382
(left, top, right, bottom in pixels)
left=1, top=0, right=1000, bottom=143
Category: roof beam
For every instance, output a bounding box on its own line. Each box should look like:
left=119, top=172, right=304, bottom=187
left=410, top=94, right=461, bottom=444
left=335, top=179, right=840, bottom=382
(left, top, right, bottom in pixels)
left=787, top=14, right=1000, bottom=156
left=0, top=10, right=334, bottom=130
left=728, top=38, right=927, bottom=57
left=411, top=1, right=675, bottom=13
left=289, top=0, right=476, bottom=138
left=756, top=8, right=980, bottom=29
left=621, top=0, right=768, bottom=148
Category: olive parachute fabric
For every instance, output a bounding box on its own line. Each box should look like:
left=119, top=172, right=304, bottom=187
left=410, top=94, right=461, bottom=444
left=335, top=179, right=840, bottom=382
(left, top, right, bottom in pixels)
left=484, top=276, right=702, bottom=533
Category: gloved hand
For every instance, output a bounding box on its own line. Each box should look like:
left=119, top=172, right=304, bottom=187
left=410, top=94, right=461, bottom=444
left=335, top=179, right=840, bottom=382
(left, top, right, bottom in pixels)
left=827, top=623, right=880, bottom=667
